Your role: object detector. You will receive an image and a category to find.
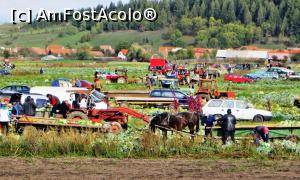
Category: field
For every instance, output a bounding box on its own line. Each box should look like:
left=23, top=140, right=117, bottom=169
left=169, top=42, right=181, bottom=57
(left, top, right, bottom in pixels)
left=4, top=60, right=300, bottom=122
left=0, top=158, right=299, bottom=179
left=0, top=60, right=300, bottom=179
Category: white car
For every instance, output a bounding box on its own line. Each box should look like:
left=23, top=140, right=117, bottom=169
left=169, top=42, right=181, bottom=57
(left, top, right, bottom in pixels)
left=202, top=99, right=272, bottom=121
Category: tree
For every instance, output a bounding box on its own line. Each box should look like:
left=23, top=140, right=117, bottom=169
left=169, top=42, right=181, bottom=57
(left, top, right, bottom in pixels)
left=76, top=43, right=91, bottom=60
left=221, top=0, right=236, bottom=23
left=243, top=6, right=252, bottom=24
left=291, top=53, right=300, bottom=62
left=170, top=29, right=184, bottom=47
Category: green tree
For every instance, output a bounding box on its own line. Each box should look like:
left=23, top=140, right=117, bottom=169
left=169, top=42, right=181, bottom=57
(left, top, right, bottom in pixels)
left=243, top=6, right=252, bottom=24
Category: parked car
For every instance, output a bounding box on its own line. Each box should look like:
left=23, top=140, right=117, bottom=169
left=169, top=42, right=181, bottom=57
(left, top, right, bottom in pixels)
left=267, top=67, right=295, bottom=78
left=202, top=99, right=272, bottom=121
left=51, top=78, right=72, bottom=87
left=224, top=74, right=255, bottom=83
left=0, top=69, right=10, bottom=76
left=0, top=91, right=47, bottom=108
left=77, top=80, right=93, bottom=88
left=246, top=71, right=279, bottom=80
left=96, top=70, right=118, bottom=79
left=288, top=73, right=300, bottom=81
left=150, top=89, right=189, bottom=104
left=1, top=85, right=31, bottom=94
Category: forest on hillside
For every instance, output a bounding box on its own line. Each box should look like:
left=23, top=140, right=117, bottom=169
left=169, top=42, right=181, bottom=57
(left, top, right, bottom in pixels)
left=29, top=0, right=300, bottom=48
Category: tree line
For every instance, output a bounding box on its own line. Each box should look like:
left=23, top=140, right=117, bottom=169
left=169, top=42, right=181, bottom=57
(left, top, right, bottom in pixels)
left=29, top=0, right=299, bottom=48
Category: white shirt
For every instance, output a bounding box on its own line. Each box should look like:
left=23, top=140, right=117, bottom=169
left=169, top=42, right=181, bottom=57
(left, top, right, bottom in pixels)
left=80, top=98, right=87, bottom=108
left=0, top=108, right=10, bottom=122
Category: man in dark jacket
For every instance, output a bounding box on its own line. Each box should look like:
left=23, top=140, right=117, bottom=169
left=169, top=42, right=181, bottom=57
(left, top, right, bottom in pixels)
left=201, top=114, right=216, bottom=138
left=23, top=96, right=37, bottom=116
left=47, top=94, right=61, bottom=117
left=219, top=109, right=237, bottom=145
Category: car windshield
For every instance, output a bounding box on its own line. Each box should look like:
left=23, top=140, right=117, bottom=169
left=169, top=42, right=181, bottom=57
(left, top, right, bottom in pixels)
left=91, top=90, right=106, bottom=102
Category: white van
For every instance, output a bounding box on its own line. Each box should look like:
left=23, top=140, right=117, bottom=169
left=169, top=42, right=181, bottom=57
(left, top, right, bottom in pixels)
left=202, top=99, right=272, bottom=121
left=30, top=86, right=108, bottom=109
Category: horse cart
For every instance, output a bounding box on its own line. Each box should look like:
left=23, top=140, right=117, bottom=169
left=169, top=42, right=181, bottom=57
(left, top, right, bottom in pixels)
left=14, top=107, right=149, bottom=134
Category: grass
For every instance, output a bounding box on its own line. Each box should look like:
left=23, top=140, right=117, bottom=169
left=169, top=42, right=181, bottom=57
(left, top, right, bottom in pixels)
left=0, top=126, right=298, bottom=159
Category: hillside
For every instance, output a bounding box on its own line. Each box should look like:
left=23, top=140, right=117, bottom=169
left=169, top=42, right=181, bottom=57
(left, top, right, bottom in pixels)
left=0, top=24, right=292, bottom=50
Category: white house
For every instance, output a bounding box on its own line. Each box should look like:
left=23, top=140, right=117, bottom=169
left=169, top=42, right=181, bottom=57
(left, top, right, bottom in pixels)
left=216, top=50, right=268, bottom=60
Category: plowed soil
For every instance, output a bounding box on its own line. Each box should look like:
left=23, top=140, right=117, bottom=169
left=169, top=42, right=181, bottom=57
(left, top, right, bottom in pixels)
left=0, top=158, right=299, bottom=179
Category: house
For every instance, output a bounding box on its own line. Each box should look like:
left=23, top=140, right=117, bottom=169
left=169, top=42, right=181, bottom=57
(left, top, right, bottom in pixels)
left=268, top=50, right=290, bottom=61
left=99, top=45, right=115, bottom=55
left=41, top=55, right=64, bottom=61
left=46, top=45, right=74, bottom=56
left=28, top=47, right=47, bottom=56
left=117, top=49, right=128, bottom=60
left=158, top=46, right=176, bottom=57
left=216, top=50, right=268, bottom=60
left=289, top=48, right=300, bottom=55
left=194, top=48, right=205, bottom=59
left=89, top=50, right=104, bottom=59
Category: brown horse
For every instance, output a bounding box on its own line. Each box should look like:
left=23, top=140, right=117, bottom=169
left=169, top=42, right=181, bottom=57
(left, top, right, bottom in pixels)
left=149, top=112, right=201, bottom=140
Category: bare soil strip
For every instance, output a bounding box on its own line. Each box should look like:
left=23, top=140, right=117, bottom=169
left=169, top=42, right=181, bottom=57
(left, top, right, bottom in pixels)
left=0, top=158, right=299, bottom=179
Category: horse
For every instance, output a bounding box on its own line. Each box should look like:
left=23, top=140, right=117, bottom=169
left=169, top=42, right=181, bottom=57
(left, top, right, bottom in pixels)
left=149, top=111, right=201, bottom=140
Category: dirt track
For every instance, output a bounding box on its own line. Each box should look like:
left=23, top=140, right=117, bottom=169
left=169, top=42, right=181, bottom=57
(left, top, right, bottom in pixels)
left=0, top=158, right=299, bottom=179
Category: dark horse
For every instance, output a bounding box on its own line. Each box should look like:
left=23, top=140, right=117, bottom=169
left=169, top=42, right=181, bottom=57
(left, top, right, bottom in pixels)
left=149, top=112, right=201, bottom=140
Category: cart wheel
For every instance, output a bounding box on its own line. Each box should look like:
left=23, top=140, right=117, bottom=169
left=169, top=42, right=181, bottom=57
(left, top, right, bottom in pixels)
left=67, top=111, right=89, bottom=120
left=110, top=122, right=122, bottom=134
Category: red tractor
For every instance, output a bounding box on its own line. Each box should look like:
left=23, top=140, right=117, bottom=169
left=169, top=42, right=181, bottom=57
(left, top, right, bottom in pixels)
left=196, top=79, right=236, bottom=102
left=66, top=90, right=149, bottom=133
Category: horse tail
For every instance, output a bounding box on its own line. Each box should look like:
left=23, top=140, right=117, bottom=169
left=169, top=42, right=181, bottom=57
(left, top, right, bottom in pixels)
left=196, top=113, right=200, bottom=133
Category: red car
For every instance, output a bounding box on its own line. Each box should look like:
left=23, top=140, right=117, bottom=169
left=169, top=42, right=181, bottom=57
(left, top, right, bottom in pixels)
left=224, top=74, right=255, bottom=83
left=78, top=80, right=93, bottom=88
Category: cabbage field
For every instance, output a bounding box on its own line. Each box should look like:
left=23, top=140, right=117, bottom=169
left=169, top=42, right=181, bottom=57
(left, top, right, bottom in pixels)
left=1, top=60, right=300, bottom=160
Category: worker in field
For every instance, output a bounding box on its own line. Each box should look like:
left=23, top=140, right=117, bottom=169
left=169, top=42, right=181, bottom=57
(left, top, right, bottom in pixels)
left=12, top=101, right=23, bottom=116
left=47, top=94, right=61, bottom=117
left=94, top=72, right=102, bottom=92
left=201, top=114, right=216, bottom=138
left=218, top=109, right=237, bottom=145
left=253, top=126, right=269, bottom=144
left=0, top=98, right=11, bottom=135
left=23, top=96, right=37, bottom=116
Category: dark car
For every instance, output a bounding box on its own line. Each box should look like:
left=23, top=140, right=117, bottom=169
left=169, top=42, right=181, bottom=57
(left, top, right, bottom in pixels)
left=150, top=89, right=189, bottom=104
left=1, top=85, right=30, bottom=94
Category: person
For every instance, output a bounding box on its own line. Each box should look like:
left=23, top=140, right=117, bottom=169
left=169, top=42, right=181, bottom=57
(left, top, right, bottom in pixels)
left=94, top=76, right=102, bottom=92
left=72, top=94, right=80, bottom=109
left=39, top=67, right=44, bottom=74
left=23, top=96, right=37, bottom=116
left=145, top=75, right=151, bottom=89
left=253, top=126, right=269, bottom=144
left=59, top=100, right=71, bottom=118
left=202, top=114, right=216, bottom=138
left=0, top=98, right=11, bottom=135
left=47, top=94, right=61, bottom=117
left=75, top=78, right=81, bottom=87
left=80, top=94, right=87, bottom=109
left=219, top=109, right=237, bottom=145
left=12, top=101, right=23, bottom=116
